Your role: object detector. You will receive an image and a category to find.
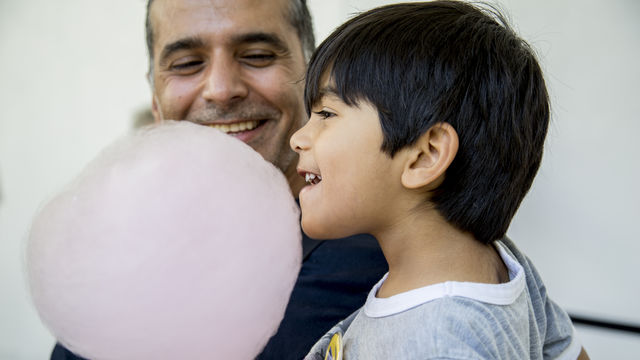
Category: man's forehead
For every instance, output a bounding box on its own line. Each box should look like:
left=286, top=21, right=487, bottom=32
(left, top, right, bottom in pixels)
left=150, top=0, right=294, bottom=44
left=150, top=0, right=289, bottom=15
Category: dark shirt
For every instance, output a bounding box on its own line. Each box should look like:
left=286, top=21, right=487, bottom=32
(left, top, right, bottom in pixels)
left=257, top=232, right=387, bottom=359
left=50, top=232, right=387, bottom=360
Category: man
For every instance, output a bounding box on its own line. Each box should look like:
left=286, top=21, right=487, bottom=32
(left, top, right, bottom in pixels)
left=51, top=1, right=387, bottom=359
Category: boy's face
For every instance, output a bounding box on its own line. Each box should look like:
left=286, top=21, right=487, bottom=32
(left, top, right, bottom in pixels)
left=290, top=82, right=405, bottom=239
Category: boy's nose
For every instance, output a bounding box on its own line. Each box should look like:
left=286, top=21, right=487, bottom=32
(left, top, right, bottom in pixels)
left=290, top=122, right=311, bottom=153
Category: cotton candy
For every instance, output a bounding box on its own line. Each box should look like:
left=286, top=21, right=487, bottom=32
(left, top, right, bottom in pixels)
left=27, top=121, right=301, bottom=360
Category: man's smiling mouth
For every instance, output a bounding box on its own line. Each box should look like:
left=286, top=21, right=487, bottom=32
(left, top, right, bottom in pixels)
left=207, top=120, right=263, bottom=134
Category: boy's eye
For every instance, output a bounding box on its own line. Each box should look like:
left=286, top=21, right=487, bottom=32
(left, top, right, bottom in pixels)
left=313, top=110, right=336, bottom=120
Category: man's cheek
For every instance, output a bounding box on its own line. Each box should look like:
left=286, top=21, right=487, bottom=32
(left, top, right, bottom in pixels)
left=159, top=83, right=199, bottom=119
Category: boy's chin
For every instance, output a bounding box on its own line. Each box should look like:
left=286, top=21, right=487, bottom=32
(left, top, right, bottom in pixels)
left=301, top=219, right=346, bottom=240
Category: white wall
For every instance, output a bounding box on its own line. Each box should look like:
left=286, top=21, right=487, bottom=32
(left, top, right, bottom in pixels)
left=0, top=1, right=149, bottom=359
left=1, top=0, right=638, bottom=359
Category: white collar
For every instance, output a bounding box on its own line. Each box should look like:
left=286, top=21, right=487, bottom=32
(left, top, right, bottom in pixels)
left=364, top=240, right=526, bottom=318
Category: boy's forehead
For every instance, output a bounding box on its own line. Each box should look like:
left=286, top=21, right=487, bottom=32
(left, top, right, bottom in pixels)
left=312, top=75, right=371, bottom=109
left=315, top=76, right=340, bottom=102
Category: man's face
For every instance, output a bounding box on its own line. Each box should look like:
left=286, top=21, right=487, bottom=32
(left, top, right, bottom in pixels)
left=149, top=0, right=307, bottom=183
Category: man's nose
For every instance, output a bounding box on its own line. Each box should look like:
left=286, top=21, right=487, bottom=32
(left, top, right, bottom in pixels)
left=202, top=55, right=249, bottom=105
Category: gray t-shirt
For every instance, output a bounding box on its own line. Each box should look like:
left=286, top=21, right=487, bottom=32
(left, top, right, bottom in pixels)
left=305, top=238, right=581, bottom=360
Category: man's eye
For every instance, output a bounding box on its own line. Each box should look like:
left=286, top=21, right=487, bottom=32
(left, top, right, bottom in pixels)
left=240, top=52, right=276, bottom=67
left=313, top=110, right=336, bottom=120
left=169, top=58, right=204, bottom=74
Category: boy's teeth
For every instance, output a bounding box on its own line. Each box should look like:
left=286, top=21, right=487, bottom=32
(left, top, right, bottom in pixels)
left=305, top=173, right=322, bottom=185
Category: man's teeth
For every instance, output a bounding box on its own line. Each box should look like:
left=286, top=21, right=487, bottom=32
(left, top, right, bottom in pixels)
left=208, top=120, right=259, bottom=133
left=305, top=173, right=322, bottom=185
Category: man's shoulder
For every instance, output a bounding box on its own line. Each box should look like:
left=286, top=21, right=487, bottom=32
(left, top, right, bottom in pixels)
left=51, top=343, right=87, bottom=360
left=301, top=233, right=387, bottom=275
left=257, top=233, right=387, bottom=360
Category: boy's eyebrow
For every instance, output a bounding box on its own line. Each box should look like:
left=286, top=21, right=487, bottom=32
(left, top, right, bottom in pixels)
left=158, top=37, right=206, bottom=66
left=317, top=86, right=340, bottom=99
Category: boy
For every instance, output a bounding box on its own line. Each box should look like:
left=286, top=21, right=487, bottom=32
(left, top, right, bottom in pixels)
left=290, top=1, right=589, bottom=359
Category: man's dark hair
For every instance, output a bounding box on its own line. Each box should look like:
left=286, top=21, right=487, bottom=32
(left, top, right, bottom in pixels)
left=145, top=0, right=315, bottom=77
left=305, top=1, right=550, bottom=244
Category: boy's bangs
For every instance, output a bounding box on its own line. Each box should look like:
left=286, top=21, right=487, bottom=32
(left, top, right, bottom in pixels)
left=304, top=21, right=380, bottom=114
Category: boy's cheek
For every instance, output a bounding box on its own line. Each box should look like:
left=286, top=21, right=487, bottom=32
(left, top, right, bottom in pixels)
left=300, top=196, right=343, bottom=239
left=300, top=209, right=329, bottom=239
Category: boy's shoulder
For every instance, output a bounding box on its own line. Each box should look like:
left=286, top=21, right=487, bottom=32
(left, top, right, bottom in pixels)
left=305, top=239, right=580, bottom=360
left=337, top=239, right=579, bottom=359
left=342, top=293, right=530, bottom=359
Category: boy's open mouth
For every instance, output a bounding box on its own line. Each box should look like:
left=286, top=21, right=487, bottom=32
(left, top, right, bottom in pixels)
left=304, top=172, right=322, bottom=185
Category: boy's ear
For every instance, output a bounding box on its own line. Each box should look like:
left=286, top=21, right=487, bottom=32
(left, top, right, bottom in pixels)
left=401, top=122, right=459, bottom=190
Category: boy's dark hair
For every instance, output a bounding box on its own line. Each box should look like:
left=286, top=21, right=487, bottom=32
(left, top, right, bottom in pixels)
left=305, top=1, right=549, bottom=244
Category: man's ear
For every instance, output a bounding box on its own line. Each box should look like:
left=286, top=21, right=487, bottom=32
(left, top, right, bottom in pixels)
left=401, top=122, right=459, bottom=190
left=151, top=94, right=162, bottom=123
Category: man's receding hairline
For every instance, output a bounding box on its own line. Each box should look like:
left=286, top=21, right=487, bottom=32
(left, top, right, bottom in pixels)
left=145, top=0, right=313, bottom=69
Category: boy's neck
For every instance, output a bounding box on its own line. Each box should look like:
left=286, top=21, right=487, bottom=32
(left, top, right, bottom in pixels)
left=373, top=209, right=509, bottom=298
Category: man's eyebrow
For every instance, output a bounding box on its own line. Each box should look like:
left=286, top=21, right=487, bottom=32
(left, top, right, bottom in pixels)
left=158, top=37, right=206, bottom=65
left=157, top=32, right=289, bottom=66
left=230, top=32, right=289, bottom=53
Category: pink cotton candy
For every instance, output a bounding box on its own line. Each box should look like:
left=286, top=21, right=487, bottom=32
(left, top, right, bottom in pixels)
left=26, top=121, right=301, bottom=360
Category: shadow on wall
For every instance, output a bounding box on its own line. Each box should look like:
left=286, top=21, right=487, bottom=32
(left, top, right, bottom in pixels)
left=132, top=106, right=155, bottom=129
